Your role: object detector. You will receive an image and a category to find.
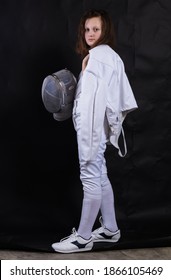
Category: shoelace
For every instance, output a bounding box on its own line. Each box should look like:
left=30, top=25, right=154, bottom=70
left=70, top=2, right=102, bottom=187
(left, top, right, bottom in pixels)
left=60, top=228, right=77, bottom=242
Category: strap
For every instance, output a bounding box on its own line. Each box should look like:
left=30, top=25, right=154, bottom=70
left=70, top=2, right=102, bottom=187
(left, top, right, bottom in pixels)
left=116, top=127, right=127, bottom=157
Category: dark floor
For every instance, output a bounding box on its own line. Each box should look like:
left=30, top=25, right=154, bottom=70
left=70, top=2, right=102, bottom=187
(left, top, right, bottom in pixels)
left=1, top=247, right=171, bottom=260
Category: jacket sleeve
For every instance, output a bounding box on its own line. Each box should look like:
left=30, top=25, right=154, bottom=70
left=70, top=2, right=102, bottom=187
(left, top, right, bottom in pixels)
left=107, top=57, right=138, bottom=157
left=79, top=58, right=107, bottom=162
left=117, top=57, right=138, bottom=115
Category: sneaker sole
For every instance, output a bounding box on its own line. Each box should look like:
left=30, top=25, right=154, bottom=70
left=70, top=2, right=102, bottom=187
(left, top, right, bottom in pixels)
left=93, top=238, right=120, bottom=243
left=52, top=246, right=93, bottom=253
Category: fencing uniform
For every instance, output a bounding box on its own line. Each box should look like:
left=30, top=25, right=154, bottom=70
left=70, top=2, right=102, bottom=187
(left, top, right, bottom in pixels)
left=72, top=44, right=138, bottom=239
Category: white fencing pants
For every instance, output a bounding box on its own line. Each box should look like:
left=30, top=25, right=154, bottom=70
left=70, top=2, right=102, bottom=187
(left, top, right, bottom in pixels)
left=76, top=119, right=118, bottom=239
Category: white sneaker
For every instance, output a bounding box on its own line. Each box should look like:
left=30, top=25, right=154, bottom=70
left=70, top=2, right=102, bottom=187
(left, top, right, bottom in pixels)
left=52, top=228, right=93, bottom=253
left=92, top=216, right=121, bottom=243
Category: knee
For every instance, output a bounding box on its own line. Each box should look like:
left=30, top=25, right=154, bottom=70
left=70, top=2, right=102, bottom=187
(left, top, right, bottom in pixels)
left=101, top=174, right=111, bottom=188
left=81, top=177, right=102, bottom=198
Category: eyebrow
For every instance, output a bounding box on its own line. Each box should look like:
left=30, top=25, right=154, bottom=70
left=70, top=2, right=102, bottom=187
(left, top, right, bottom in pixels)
left=85, top=25, right=101, bottom=28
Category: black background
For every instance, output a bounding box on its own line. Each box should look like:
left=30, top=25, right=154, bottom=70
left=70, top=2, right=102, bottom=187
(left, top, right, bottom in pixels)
left=0, top=0, right=171, bottom=252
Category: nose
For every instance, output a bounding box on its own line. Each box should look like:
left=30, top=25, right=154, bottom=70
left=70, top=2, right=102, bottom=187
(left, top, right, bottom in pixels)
left=89, top=30, right=95, bottom=37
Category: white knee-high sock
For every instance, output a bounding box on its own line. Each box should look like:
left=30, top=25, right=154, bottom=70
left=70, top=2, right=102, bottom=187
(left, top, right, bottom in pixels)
left=100, top=174, right=118, bottom=232
left=77, top=192, right=101, bottom=239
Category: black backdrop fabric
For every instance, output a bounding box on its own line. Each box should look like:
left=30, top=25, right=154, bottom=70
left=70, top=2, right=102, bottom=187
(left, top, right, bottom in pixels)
left=0, top=0, right=171, bottom=252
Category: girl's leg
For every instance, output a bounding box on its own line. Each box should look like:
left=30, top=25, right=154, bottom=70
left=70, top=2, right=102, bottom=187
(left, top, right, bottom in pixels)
left=77, top=141, right=106, bottom=239
left=99, top=115, right=118, bottom=232
left=100, top=163, right=119, bottom=232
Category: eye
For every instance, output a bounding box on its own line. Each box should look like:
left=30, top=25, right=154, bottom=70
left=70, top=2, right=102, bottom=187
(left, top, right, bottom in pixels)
left=85, top=28, right=89, bottom=32
left=93, top=28, right=100, bottom=32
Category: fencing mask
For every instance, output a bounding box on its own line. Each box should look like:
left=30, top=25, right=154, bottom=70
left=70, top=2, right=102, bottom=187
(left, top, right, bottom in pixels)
left=41, top=69, right=77, bottom=121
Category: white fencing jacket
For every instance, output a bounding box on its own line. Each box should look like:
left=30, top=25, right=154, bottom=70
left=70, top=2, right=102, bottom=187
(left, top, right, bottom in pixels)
left=73, top=44, right=138, bottom=161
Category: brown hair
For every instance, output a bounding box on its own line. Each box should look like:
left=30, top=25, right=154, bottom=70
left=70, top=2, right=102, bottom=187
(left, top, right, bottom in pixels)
left=75, top=9, right=116, bottom=58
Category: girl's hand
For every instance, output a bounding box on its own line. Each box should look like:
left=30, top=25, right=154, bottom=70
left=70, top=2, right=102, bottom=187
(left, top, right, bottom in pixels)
left=82, top=54, right=89, bottom=72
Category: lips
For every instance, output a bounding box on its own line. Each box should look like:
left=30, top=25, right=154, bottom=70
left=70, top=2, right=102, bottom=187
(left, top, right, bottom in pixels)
left=88, top=39, right=95, bottom=42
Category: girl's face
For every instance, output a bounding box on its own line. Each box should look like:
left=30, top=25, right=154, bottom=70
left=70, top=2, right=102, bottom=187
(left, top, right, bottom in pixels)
left=84, top=17, right=102, bottom=47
